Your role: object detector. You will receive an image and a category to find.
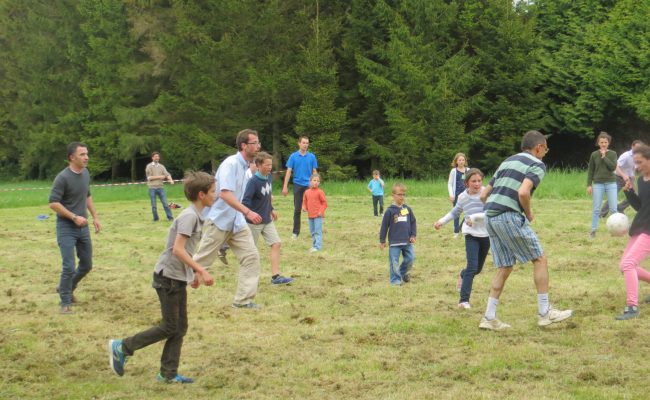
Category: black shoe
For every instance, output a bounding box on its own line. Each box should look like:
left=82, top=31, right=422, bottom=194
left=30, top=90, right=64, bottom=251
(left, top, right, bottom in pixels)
left=402, top=274, right=410, bottom=283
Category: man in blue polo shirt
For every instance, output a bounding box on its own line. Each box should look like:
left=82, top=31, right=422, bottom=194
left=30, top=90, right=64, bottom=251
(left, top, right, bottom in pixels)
left=282, top=136, right=318, bottom=239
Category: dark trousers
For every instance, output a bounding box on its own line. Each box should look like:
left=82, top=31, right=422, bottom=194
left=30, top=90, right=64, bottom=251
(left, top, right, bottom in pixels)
left=460, top=235, right=490, bottom=303
left=122, top=272, right=188, bottom=379
left=452, top=192, right=464, bottom=233
left=293, top=184, right=309, bottom=235
left=601, top=174, right=630, bottom=216
left=372, top=195, right=384, bottom=216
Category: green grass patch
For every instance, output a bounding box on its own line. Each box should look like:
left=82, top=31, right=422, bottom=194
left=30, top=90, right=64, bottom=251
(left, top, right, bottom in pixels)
left=0, top=169, right=599, bottom=209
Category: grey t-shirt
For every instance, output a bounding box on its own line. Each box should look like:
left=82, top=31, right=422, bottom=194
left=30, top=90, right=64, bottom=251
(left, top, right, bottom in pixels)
left=48, top=167, right=91, bottom=222
left=153, top=204, right=205, bottom=282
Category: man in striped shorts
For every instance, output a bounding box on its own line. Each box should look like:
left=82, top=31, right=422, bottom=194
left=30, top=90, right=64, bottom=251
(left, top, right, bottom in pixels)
left=478, top=130, right=573, bottom=331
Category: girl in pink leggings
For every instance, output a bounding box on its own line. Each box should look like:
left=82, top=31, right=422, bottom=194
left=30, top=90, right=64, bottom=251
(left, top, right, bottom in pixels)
left=618, top=144, right=650, bottom=320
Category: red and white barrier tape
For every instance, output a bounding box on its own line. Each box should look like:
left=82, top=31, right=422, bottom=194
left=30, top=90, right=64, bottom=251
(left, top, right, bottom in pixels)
left=0, top=179, right=185, bottom=192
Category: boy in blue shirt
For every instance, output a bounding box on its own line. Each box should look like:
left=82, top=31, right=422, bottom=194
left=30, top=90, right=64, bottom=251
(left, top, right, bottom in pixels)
left=379, top=182, right=417, bottom=285
left=242, top=152, right=293, bottom=285
left=367, top=170, right=385, bottom=216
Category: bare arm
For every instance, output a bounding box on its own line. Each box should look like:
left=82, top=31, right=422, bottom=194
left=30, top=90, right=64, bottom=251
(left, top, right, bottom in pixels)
left=172, top=234, right=213, bottom=288
left=86, top=196, right=101, bottom=233
left=49, top=202, right=84, bottom=226
left=518, top=178, right=535, bottom=222
left=282, top=168, right=293, bottom=196
left=480, top=184, right=493, bottom=204
left=615, top=165, right=631, bottom=184
left=219, top=190, right=262, bottom=224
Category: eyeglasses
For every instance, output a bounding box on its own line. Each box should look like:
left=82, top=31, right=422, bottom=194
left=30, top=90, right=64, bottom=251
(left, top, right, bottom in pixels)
left=246, top=141, right=261, bottom=147
left=393, top=193, right=406, bottom=197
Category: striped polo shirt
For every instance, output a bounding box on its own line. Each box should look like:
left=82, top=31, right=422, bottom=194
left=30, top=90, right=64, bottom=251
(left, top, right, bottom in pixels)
left=485, top=152, right=545, bottom=217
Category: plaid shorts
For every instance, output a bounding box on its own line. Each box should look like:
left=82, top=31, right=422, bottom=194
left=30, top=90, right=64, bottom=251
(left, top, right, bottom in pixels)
left=486, top=212, right=544, bottom=268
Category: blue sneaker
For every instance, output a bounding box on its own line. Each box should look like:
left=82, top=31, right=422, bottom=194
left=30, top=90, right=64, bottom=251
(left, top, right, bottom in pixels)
left=231, top=302, right=261, bottom=309
left=108, top=339, right=128, bottom=376
left=157, top=372, right=194, bottom=384
left=271, top=275, right=294, bottom=285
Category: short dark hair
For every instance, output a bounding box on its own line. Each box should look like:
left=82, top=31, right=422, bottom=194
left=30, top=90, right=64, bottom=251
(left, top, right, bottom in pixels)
left=632, top=140, right=644, bottom=147
left=633, top=144, right=650, bottom=160
left=520, top=130, right=546, bottom=151
left=151, top=151, right=160, bottom=157
left=67, top=142, right=87, bottom=161
left=183, top=171, right=214, bottom=201
left=255, top=151, right=272, bottom=165
left=596, top=131, right=612, bottom=145
left=299, top=135, right=310, bottom=143
left=236, top=129, right=258, bottom=151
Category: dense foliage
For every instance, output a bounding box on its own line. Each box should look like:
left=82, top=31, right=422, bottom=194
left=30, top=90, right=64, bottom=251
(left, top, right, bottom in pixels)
left=1, top=0, right=649, bottom=180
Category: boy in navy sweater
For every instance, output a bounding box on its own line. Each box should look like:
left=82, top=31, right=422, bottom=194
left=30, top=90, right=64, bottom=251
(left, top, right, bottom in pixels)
left=242, top=152, right=293, bottom=285
left=379, top=182, right=417, bottom=285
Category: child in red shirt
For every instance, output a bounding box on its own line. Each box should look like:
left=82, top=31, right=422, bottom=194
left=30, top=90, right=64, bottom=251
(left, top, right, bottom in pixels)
left=302, top=173, right=328, bottom=252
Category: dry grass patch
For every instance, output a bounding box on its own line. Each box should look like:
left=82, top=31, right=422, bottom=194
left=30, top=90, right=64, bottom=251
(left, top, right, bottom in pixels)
left=0, top=195, right=647, bottom=399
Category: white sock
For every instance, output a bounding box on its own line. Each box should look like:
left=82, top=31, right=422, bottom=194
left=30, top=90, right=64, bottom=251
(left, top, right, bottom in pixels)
left=538, top=293, right=550, bottom=316
left=485, top=297, right=499, bottom=320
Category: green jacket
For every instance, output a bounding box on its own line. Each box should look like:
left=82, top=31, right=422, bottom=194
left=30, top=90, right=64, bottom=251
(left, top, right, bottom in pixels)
left=587, top=149, right=617, bottom=185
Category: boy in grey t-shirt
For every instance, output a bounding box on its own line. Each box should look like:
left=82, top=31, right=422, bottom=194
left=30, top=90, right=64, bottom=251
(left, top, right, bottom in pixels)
left=109, top=171, right=216, bottom=384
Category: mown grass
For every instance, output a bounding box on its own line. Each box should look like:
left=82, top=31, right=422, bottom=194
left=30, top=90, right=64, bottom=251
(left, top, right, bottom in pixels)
left=0, top=172, right=646, bottom=399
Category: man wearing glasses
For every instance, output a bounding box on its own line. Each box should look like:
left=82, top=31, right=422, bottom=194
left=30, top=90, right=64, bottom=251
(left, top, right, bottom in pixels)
left=282, top=136, right=318, bottom=239
left=478, top=130, right=572, bottom=331
left=193, top=129, right=264, bottom=309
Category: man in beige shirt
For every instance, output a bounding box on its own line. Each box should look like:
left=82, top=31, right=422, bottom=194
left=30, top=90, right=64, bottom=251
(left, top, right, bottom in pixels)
left=146, top=151, right=175, bottom=221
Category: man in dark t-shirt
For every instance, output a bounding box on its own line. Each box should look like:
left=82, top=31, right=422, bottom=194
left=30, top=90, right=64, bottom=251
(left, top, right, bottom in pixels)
left=48, top=142, right=101, bottom=314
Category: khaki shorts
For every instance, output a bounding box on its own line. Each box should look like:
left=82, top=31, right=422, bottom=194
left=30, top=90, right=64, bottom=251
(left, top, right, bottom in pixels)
left=248, top=222, right=281, bottom=246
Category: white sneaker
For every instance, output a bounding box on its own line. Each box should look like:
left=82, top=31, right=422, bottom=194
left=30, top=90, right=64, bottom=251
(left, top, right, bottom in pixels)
left=453, top=233, right=459, bottom=239
left=458, top=302, right=471, bottom=310
left=538, top=306, right=573, bottom=327
left=479, top=317, right=511, bottom=331
left=309, top=248, right=318, bottom=253
left=291, top=234, right=298, bottom=240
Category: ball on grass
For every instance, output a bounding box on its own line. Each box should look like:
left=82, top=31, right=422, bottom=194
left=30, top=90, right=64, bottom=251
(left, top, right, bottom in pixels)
left=606, top=212, right=629, bottom=237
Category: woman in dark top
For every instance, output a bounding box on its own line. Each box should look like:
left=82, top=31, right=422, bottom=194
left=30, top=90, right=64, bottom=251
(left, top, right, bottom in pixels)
left=617, top=144, right=650, bottom=320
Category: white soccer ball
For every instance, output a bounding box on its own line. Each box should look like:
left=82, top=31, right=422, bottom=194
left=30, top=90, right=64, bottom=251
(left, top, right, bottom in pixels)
left=606, top=213, right=629, bottom=237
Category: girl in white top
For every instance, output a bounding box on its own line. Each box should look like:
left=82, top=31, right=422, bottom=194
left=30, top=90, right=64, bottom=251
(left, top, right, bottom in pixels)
left=447, top=153, right=468, bottom=237
left=436, top=168, right=489, bottom=309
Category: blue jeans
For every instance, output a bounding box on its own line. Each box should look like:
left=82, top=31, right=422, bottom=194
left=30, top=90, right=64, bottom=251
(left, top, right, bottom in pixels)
left=149, top=188, right=173, bottom=221
left=591, top=182, right=618, bottom=230
left=56, top=220, right=93, bottom=306
left=388, top=244, right=415, bottom=285
left=460, top=235, right=490, bottom=303
left=308, top=217, right=323, bottom=250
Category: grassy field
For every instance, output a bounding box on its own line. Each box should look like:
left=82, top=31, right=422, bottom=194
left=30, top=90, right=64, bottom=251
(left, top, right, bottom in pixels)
left=1, top=173, right=647, bottom=399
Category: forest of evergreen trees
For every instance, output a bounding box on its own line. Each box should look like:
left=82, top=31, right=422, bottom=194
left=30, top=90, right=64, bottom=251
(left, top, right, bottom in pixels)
left=1, top=0, right=649, bottom=181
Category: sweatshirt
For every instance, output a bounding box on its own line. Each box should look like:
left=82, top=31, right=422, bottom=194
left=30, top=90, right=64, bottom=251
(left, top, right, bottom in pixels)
left=587, top=150, right=617, bottom=185
left=379, top=204, right=417, bottom=246
left=437, top=188, right=488, bottom=237
left=302, top=187, right=327, bottom=218
left=625, top=177, right=650, bottom=237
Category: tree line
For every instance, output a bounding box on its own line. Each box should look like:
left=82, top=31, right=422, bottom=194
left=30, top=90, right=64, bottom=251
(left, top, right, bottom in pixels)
left=1, top=0, right=649, bottom=181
